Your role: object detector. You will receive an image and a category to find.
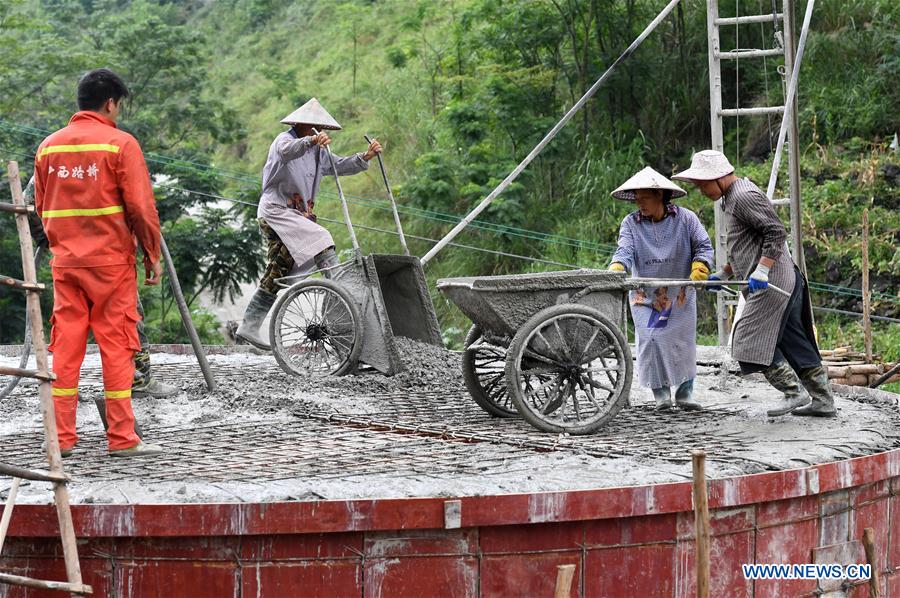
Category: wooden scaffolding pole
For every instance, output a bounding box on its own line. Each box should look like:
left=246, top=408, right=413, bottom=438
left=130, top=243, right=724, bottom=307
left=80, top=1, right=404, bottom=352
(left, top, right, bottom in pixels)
left=861, top=207, right=873, bottom=362
left=2, top=161, right=91, bottom=596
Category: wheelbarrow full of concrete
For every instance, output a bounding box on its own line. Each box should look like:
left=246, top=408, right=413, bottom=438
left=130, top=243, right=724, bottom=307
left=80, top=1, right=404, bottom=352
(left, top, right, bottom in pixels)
left=267, top=139, right=442, bottom=377
left=437, top=269, right=634, bottom=435
left=269, top=253, right=442, bottom=377
left=438, top=270, right=776, bottom=434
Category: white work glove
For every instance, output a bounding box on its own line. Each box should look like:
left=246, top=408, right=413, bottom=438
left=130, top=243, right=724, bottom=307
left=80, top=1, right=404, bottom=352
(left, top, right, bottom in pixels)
left=748, top=264, right=770, bottom=293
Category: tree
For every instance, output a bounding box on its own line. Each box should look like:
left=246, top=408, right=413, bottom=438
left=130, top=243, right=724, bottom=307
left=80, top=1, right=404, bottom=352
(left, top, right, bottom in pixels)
left=0, top=0, right=258, bottom=344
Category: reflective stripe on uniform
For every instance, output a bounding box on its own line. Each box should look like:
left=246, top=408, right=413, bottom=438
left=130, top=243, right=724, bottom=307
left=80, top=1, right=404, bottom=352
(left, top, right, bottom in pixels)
left=42, top=205, right=125, bottom=219
left=105, top=389, right=132, bottom=399
left=38, top=143, right=120, bottom=160
left=52, top=387, right=78, bottom=396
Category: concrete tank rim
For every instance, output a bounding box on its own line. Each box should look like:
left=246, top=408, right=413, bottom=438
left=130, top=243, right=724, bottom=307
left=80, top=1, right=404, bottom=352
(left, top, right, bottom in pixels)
left=7, top=445, right=899, bottom=539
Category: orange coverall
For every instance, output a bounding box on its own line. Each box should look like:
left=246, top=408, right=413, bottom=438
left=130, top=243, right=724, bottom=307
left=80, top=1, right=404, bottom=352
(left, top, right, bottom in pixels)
left=34, top=111, right=161, bottom=451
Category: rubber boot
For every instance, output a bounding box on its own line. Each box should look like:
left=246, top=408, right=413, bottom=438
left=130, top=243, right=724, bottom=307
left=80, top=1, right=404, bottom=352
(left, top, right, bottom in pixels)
left=235, top=288, right=277, bottom=350
left=314, top=247, right=339, bottom=279
left=792, top=366, right=837, bottom=418
left=132, top=374, right=179, bottom=398
left=674, top=379, right=702, bottom=411
left=762, top=361, right=811, bottom=416
left=652, top=387, right=672, bottom=411
left=132, top=351, right=179, bottom=398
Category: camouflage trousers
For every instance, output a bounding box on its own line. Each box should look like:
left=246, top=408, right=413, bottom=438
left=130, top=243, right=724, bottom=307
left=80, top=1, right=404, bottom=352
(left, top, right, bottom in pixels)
left=134, top=292, right=151, bottom=379
left=258, top=218, right=296, bottom=295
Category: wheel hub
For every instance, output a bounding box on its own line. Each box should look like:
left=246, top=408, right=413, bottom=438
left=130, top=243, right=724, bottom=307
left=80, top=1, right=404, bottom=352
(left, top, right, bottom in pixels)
left=306, top=323, right=328, bottom=342
left=563, top=365, right=581, bottom=377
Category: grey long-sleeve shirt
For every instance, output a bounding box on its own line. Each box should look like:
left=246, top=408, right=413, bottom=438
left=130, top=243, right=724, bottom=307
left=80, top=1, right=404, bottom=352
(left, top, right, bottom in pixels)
left=721, top=177, right=796, bottom=366
left=257, top=129, right=368, bottom=218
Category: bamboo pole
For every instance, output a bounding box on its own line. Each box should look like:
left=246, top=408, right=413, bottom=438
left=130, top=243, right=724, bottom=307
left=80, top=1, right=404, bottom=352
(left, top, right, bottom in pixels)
left=0, top=365, right=53, bottom=381
left=0, top=274, right=45, bottom=292
left=0, top=572, right=91, bottom=594
left=7, top=161, right=88, bottom=596
left=861, top=208, right=872, bottom=362
left=0, top=202, right=33, bottom=215
left=0, top=464, right=68, bottom=483
left=553, top=564, right=576, bottom=598
left=692, top=450, right=710, bottom=598
left=862, top=528, right=881, bottom=598
left=871, top=363, right=900, bottom=389
left=0, top=478, right=21, bottom=555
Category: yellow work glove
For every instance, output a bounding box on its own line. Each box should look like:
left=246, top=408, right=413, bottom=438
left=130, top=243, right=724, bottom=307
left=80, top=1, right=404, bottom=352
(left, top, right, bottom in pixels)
left=690, top=261, right=710, bottom=281
left=608, top=262, right=626, bottom=272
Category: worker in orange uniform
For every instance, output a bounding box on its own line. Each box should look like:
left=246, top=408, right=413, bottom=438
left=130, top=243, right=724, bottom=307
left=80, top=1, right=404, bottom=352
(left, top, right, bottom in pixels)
left=33, top=68, right=164, bottom=457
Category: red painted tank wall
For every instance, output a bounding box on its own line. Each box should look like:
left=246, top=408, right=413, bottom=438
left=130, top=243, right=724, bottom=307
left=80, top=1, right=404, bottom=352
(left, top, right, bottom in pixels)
left=2, top=454, right=899, bottom=597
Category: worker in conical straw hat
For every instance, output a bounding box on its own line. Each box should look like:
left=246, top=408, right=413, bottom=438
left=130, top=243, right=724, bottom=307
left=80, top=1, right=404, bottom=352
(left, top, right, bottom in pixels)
left=673, top=150, right=834, bottom=418
left=236, top=98, right=382, bottom=350
left=607, top=166, right=713, bottom=411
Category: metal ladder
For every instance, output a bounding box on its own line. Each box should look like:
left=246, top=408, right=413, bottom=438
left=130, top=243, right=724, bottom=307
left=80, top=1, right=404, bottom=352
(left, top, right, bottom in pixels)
left=0, top=160, right=92, bottom=596
left=707, top=0, right=804, bottom=344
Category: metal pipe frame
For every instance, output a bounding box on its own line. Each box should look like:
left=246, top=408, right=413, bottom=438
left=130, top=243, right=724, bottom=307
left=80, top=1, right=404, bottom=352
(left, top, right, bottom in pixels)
left=160, top=236, right=216, bottom=392
left=421, top=0, right=684, bottom=266
left=716, top=13, right=783, bottom=25
left=718, top=106, right=785, bottom=117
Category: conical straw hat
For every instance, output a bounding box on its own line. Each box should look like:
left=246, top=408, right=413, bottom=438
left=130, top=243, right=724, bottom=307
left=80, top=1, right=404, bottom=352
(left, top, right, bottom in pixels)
left=672, top=150, right=734, bottom=181
left=610, top=166, right=686, bottom=201
left=280, top=98, right=342, bottom=129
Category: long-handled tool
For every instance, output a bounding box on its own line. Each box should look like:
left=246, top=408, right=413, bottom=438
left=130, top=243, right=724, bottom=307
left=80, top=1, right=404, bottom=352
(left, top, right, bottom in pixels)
left=160, top=235, right=216, bottom=391
left=313, top=128, right=360, bottom=253
left=364, top=133, right=409, bottom=255
left=626, top=278, right=792, bottom=298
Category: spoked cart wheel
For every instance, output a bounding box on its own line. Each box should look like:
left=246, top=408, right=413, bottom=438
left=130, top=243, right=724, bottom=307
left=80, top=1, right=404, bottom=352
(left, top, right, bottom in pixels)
left=505, top=303, right=632, bottom=435
left=270, top=279, right=362, bottom=377
left=462, top=325, right=518, bottom=418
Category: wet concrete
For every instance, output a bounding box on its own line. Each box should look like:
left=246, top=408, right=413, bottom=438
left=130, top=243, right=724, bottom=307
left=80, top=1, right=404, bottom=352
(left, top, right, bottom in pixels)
left=437, top=269, right=628, bottom=339
left=1, top=342, right=898, bottom=505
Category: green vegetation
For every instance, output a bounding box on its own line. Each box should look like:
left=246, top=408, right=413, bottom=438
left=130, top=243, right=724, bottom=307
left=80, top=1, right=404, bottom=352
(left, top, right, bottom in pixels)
left=1, top=0, right=897, bottom=370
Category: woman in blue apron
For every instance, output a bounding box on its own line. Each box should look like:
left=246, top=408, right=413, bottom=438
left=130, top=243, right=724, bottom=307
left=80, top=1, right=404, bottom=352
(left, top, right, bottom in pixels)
left=608, top=167, right=714, bottom=410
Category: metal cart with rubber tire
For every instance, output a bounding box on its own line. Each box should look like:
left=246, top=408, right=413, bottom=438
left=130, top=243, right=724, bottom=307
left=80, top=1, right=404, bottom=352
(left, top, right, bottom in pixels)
left=438, top=271, right=771, bottom=434
left=266, top=136, right=443, bottom=379
left=437, top=269, right=634, bottom=435
left=268, top=253, right=443, bottom=378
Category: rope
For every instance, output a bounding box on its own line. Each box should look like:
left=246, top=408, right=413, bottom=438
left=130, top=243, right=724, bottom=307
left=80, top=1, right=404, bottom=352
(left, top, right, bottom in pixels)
left=315, top=217, right=584, bottom=270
